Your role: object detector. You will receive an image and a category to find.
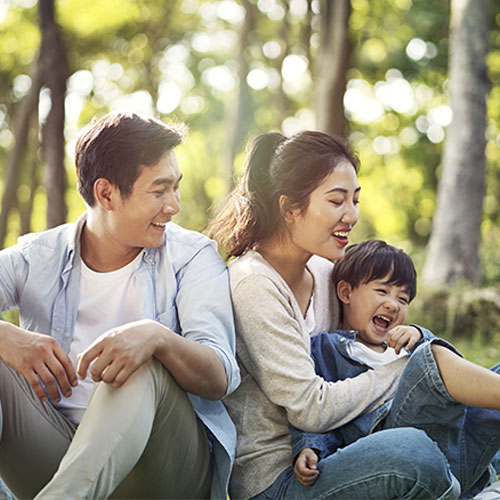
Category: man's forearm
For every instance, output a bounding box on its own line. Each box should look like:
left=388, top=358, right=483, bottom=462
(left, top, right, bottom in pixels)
left=153, top=323, right=228, bottom=400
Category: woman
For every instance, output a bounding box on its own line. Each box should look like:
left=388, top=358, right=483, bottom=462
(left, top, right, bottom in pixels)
left=209, top=132, right=459, bottom=499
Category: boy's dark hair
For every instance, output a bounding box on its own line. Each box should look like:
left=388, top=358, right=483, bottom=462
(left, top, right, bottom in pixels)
left=332, top=240, right=417, bottom=302
left=75, top=111, right=186, bottom=207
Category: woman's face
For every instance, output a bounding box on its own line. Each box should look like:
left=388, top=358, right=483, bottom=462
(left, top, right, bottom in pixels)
left=286, top=160, right=360, bottom=262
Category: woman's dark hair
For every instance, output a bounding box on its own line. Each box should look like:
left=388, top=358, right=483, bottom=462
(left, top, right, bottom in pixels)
left=75, top=111, right=186, bottom=207
left=332, top=240, right=417, bottom=302
left=209, top=130, right=359, bottom=257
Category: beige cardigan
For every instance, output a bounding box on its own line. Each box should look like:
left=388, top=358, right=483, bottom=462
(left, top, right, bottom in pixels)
left=225, top=250, right=408, bottom=499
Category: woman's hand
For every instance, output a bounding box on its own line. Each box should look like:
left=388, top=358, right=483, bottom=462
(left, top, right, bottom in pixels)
left=293, top=448, right=320, bottom=486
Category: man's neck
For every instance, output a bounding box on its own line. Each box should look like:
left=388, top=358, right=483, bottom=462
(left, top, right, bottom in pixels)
left=80, top=216, right=142, bottom=272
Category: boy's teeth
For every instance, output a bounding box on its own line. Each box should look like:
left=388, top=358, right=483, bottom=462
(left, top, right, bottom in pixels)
left=152, top=222, right=166, bottom=227
left=374, top=315, right=390, bottom=328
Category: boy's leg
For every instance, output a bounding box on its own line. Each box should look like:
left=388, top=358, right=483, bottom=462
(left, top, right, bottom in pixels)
left=383, top=342, right=500, bottom=493
left=253, top=427, right=459, bottom=500
left=0, top=360, right=76, bottom=498
left=36, top=359, right=211, bottom=500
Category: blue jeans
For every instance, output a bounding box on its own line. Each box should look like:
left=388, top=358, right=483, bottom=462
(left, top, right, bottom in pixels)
left=255, top=341, right=500, bottom=499
left=252, top=427, right=459, bottom=499
left=382, top=342, right=500, bottom=499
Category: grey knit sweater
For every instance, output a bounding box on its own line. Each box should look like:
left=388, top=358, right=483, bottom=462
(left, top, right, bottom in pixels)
left=225, top=250, right=409, bottom=499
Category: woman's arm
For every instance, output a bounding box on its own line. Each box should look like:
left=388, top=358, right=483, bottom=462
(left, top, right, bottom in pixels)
left=232, top=274, right=407, bottom=432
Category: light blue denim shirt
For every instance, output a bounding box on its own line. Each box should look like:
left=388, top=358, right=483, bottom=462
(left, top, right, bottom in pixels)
left=0, top=213, right=240, bottom=499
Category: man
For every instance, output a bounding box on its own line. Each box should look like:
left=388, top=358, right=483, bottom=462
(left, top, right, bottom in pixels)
left=0, top=112, right=240, bottom=499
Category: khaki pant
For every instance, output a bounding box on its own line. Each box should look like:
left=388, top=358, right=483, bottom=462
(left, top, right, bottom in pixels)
left=0, top=359, right=211, bottom=499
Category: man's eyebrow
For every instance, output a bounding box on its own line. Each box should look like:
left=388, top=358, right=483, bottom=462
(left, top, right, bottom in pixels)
left=151, top=173, right=183, bottom=186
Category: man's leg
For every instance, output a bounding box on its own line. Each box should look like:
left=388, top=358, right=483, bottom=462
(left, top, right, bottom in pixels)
left=36, top=359, right=211, bottom=500
left=0, top=360, right=76, bottom=498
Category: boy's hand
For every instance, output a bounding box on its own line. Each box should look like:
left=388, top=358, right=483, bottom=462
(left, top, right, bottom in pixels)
left=386, top=325, right=422, bottom=354
left=294, top=448, right=319, bottom=487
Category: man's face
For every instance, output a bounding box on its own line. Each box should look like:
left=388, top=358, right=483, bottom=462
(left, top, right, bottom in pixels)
left=339, top=275, right=410, bottom=351
left=110, top=149, right=181, bottom=252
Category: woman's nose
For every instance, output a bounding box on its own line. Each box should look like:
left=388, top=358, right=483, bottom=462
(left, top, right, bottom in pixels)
left=341, top=203, right=359, bottom=226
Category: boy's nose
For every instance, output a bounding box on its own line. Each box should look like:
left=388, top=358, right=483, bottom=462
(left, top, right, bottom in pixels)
left=384, top=298, right=398, bottom=312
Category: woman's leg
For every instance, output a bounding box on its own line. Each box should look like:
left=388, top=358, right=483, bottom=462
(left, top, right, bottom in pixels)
left=383, top=343, right=500, bottom=494
left=253, top=427, right=459, bottom=500
left=0, top=360, right=76, bottom=499
left=36, top=359, right=211, bottom=500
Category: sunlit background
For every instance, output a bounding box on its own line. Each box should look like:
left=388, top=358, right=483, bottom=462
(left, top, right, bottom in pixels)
left=1, top=0, right=500, bottom=283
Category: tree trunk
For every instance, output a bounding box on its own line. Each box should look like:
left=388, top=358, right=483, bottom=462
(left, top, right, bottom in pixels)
left=0, top=65, right=42, bottom=248
left=20, top=127, right=41, bottom=236
left=39, top=0, right=69, bottom=228
left=422, top=0, right=489, bottom=286
left=315, top=0, right=352, bottom=138
left=224, top=0, right=254, bottom=192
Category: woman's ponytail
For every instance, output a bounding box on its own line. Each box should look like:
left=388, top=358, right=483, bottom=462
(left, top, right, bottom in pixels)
left=208, top=132, right=284, bottom=257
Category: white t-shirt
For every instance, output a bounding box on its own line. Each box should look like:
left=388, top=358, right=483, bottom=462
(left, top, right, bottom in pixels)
left=347, top=340, right=409, bottom=369
left=53, top=251, right=144, bottom=423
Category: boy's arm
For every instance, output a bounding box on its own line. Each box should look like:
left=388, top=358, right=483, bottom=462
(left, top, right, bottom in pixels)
left=289, top=423, right=344, bottom=464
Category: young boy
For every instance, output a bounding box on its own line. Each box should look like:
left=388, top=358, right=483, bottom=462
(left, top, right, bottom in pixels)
left=292, top=240, right=500, bottom=497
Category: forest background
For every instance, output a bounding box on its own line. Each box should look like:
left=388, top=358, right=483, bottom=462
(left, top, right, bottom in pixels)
left=1, top=0, right=500, bottom=366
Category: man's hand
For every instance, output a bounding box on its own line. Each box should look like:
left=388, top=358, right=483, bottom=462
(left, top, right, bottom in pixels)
left=293, top=448, right=320, bottom=487
left=77, top=319, right=161, bottom=387
left=0, top=324, right=77, bottom=402
left=386, top=325, right=422, bottom=354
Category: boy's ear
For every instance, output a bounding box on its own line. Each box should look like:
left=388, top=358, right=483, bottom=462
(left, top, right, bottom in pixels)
left=93, top=178, right=117, bottom=210
left=337, top=280, right=353, bottom=304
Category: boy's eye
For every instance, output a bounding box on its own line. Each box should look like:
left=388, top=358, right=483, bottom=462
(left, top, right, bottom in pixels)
left=376, top=288, right=387, bottom=294
left=399, top=296, right=410, bottom=305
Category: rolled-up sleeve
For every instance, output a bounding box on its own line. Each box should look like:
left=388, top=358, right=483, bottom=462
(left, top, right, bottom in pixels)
left=0, top=244, right=27, bottom=311
left=175, top=243, right=240, bottom=397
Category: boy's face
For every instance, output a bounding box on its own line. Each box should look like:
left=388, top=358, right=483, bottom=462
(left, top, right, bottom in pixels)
left=338, top=275, right=410, bottom=351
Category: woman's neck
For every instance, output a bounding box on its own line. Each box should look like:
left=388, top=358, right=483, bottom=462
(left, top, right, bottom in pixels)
left=257, top=237, right=314, bottom=316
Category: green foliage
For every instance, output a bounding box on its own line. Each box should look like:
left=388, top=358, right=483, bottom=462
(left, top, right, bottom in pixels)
left=0, top=0, right=499, bottom=261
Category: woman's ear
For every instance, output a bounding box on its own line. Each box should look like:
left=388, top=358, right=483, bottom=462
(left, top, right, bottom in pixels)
left=93, top=178, right=116, bottom=210
left=279, top=194, right=298, bottom=225
left=337, top=280, right=353, bottom=304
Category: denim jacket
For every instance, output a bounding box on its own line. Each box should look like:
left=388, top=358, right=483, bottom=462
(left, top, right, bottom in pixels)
left=290, top=326, right=435, bottom=462
left=0, top=213, right=240, bottom=499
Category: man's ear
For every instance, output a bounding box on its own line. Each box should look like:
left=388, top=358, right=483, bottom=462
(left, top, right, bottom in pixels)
left=337, top=280, right=353, bottom=304
left=93, top=178, right=117, bottom=210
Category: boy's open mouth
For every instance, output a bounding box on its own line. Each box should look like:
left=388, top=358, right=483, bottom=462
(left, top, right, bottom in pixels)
left=373, top=315, right=391, bottom=330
